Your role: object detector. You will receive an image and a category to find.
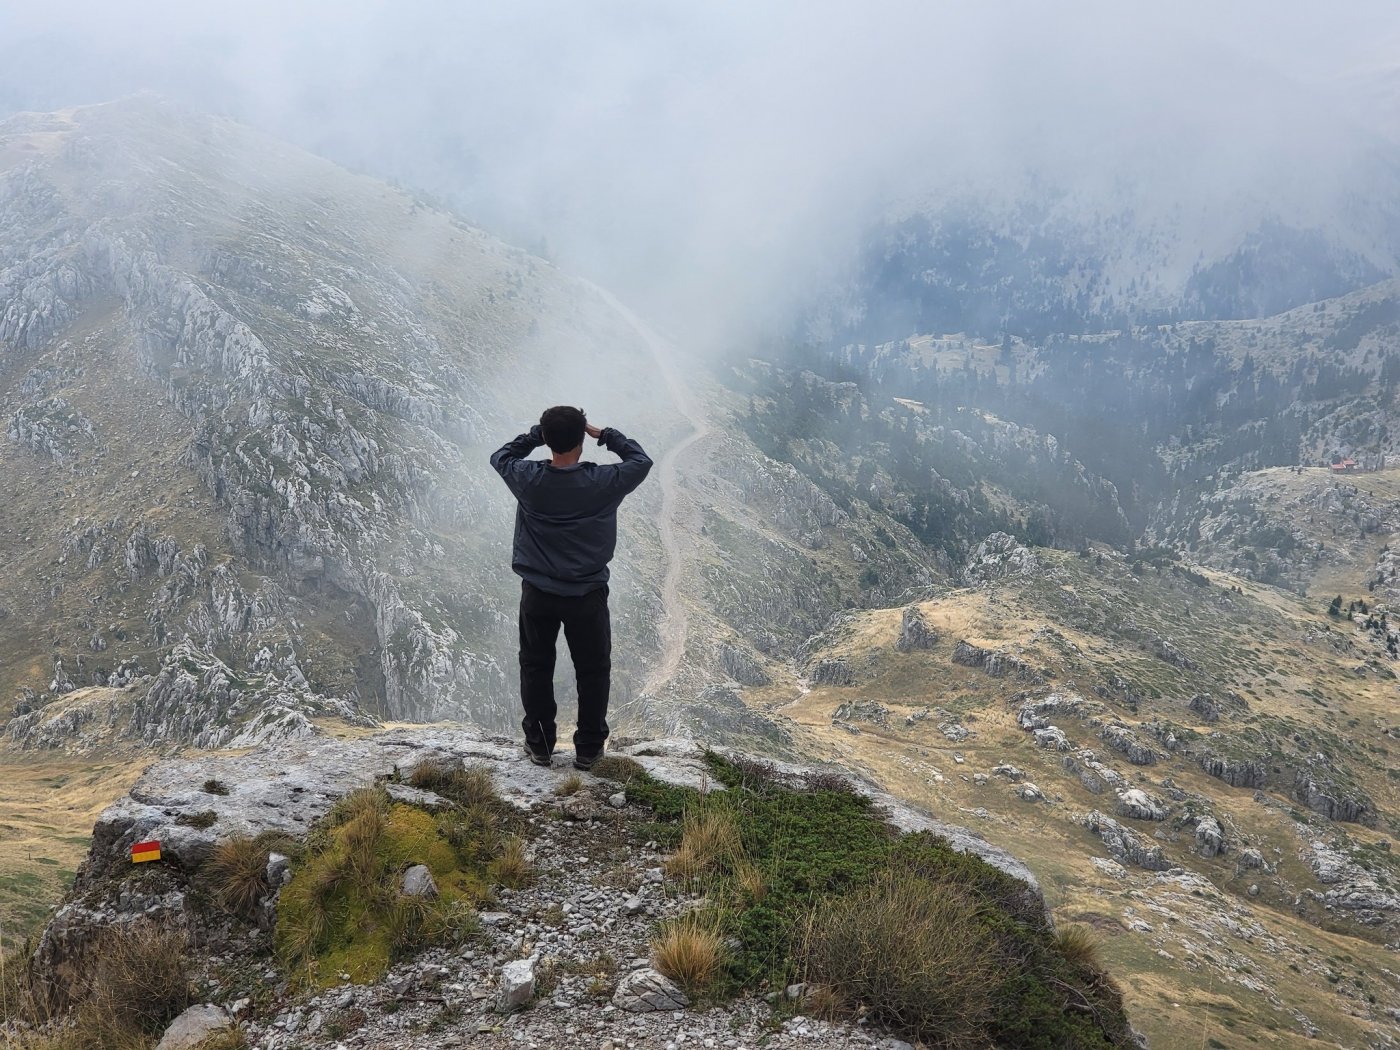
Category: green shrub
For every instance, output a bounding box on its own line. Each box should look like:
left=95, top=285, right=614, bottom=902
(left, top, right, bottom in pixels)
left=618, top=752, right=1135, bottom=1048
left=801, top=873, right=997, bottom=1046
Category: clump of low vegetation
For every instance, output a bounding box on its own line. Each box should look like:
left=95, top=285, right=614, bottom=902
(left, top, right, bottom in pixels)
left=487, top=834, right=533, bottom=888
left=11, top=921, right=192, bottom=1049
left=407, top=757, right=497, bottom=807
left=651, top=910, right=726, bottom=994
left=726, top=755, right=781, bottom=792
left=201, top=832, right=294, bottom=919
left=801, top=872, right=997, bottom=1044
left=1053, top=924, right=1104, bottom=969
left=624, top=752, right=1135, bottom=1048
left=201, top=778, right=230, bottom=796
left=590, top=755, right=646, bottom=782
left=555, top=773, right=584, bottom=797
left=274, top=771, right=525, bottom=988
left=664, top=808, right=743, bottom=882
left=802, top=769, right=856, bottom=794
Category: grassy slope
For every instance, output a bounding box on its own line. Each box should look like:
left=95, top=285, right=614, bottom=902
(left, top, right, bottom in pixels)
left=0, top=755, right=145, bottom=942
left=741, top=546, right=1400, bottom=1048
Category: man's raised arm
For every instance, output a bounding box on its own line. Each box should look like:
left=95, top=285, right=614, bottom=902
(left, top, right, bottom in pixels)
left=593, top=425, right=652, bottom=496
left=490, top=425, right=545, bottom=494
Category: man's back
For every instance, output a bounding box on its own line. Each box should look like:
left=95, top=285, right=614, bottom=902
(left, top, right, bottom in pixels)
left=490, top=425, right=652, bottom=596
left=491, top=408, right=651, bottom=770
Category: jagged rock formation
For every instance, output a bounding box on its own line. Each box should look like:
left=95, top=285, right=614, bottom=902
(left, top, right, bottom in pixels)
left=894, top=604, right=937, bottom=651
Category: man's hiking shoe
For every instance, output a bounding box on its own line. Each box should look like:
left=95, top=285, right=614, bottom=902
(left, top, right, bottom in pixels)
left=573, top=748, right=603, bottom=772
left=525, top=739, right=553, bottom=767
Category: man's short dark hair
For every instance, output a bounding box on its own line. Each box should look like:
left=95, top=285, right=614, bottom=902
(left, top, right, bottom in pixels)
left=540, top=405, right=586, bottom=453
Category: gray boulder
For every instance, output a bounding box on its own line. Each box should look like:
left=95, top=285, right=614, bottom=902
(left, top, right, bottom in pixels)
left=401, top=864, right=439, bottom=899
left=1099, top=724, right=1158, bottom=766
left=895, top=606, right=938, bottom=651
left=612, top=967, right=690, bottom=1012
left=156, top=1004, right=232, bottom=1050
left=497, top=958, right=536, bottom=1012
left=1195, top=816, right=1226, bottom=858
left=1116, top=789, right=1167, bottom=822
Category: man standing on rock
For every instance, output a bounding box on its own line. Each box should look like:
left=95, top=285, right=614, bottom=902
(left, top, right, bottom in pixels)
left=490, top=407, right=652, bottom=770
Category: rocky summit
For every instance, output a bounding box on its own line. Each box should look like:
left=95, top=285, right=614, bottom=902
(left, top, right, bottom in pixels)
left=7, top=727, right=1136, bottom=1050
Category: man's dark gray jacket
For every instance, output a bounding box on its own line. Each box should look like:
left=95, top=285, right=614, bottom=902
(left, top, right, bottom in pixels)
left=490, top=425, right=653, bottom=596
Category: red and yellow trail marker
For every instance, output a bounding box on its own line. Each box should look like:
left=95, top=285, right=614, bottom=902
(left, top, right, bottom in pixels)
left=130, top=839, right=161, bottom=864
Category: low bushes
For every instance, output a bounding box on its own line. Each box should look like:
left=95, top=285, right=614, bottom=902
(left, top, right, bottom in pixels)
left=801, top=873, right=997, bottom=1045
left=626, top=753, right=1136, bottom=1049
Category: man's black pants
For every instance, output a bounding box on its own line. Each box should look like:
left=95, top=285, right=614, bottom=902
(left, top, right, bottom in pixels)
left=519, top=580, right=611, bottom=755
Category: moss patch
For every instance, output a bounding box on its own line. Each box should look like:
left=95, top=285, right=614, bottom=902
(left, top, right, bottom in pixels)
left=274, top=788, right=507, bottom=988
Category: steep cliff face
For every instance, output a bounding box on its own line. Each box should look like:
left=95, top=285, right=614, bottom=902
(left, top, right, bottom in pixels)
left=0, top=97, right=951, bottom=751
left=0, top=97, right=683, bottom=742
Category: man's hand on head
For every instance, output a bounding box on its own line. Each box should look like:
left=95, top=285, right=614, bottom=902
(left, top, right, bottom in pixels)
left=585, top=423, right=603, bottom=440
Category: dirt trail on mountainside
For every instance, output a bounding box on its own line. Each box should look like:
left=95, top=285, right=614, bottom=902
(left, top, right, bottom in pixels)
left=587, top=284, right=709, bottom=693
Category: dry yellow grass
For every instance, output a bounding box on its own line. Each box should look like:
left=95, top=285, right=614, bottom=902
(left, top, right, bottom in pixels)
left=651, top=912, right=724, bottom=993
left=487, top=834, right=532, bottom=888
left=800, top=873, right=996, bottom=1046
left=664, top=808, right=743, bottom=882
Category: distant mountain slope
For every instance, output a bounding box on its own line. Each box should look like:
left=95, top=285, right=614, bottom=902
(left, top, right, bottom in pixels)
left=807, top=152, right=1400, bottom=345
left=0, top=97, right=944, bottom=750
left=0, top=96, right=679, bottom=742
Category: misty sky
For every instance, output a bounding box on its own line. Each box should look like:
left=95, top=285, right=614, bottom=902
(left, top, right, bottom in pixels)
left=4, top=2, right=1400, bottom=339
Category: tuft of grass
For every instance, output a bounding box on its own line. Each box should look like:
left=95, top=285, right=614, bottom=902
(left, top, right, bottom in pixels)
left=735, top=861, right=767, bottom=903
left=25, top=922, right=194, bottom=1049
left=800, top=872, right=997, bottom=1047
left=651, top=911, right=725, bottom=995
left=487, top=835, right=532, bottom=888
left=438, top=802, right=502, bottom=857
left=804, top=982, right=845, bottom=1021
left=555, top=773, right=584, bottom=797
left=203, top=835, right=274, bottom=918
left=1053, top=924, right=1104, bottom=970
left=202, top=779, right=231, bottom=796
left=590, top=755, right=645, bottom=782
left=665, top=807, right=744, bottom=883
left=338, top=789, right=389, bottom=894
left=175, top=810, right=218, bottom=830
left=408, top=759, right=497, bottom=807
